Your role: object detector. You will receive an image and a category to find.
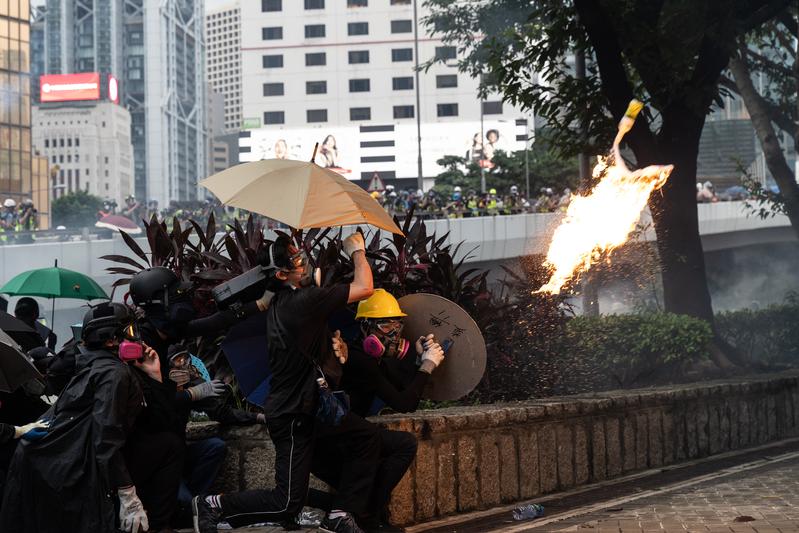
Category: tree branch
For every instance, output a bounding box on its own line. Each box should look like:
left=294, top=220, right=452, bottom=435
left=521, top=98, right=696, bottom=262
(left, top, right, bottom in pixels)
left=739, top=0, right=793, bottom=33
left=573, top=0, right=657, bottom=160
left=776, top=9, right=798, bottom=38
left=729, top=46, right=799, bottom=239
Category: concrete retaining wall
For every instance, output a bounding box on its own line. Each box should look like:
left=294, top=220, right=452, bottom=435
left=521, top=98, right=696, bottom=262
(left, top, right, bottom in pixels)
left=187, top=372, right=799, bottom=526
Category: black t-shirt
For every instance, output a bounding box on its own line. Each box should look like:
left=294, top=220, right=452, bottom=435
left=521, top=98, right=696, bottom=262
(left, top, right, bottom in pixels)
left=341, top=344, right=430, bottom=417
left=263, top=284, right=349, bottom=419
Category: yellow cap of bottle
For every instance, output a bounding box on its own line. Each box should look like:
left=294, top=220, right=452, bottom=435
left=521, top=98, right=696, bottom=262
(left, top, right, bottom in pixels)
left=624, top=99, right=644, bottom=120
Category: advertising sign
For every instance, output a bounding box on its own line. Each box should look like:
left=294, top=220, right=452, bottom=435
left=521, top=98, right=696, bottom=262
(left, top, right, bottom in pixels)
left=239, top=120, right=523, bottom=181
left=40, top=73, right=101, bottom=103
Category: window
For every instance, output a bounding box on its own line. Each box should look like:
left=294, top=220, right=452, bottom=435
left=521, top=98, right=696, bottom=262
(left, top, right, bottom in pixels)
left=304, top=0, right=324, bottom=9
left=264, top=111, right=285, bottom=125
left=436, top=74, right=458, bottom=88
left=391, top=48, right=412, bottom=62
left=262, top=0, right=281, bottom=12
left=348, top=50, right=369, bottom=64
left=305, top=52, right=326, bottom=66
left=305, top=24, right=325, bottom=38
left=392, top=77, right=413, bottom=90
left=435, top=46, right=456, bottom=61
left=350, top=107, right=371, bottom=121
left=437, top=103, right=459, bottom=117
left=262, top=26, right=283, bottom=40
left=391, top=20, right=412, bottom=33
left=306, top=80, right=327, bottom=94
left=44, top=139, right=48, bottom=147
left=348, top=22, right=368, bottom=36
left=390, top=0, right=411, bottom=4
left=307, top=109, right=328, bottom=123
left=393, top=105, right=414, bottom=119
left=349, top=79, right=370, bottom=92
left=263, top=83, right=284, bottom=96
left=348, top=0, right=367, bottom=6
left=482, top=101, right=503, bottom=115
left=262, top=54, right=283, bottom=68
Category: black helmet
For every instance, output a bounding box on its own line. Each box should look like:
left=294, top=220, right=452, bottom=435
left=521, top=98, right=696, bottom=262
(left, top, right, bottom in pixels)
left=129, top=266, right=192, bottom=308
left=82, top=303, right=135, bottom=347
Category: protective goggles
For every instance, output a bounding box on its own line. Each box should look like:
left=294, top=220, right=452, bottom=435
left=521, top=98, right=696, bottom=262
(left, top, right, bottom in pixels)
left=373, top=319, right=404, bottom=337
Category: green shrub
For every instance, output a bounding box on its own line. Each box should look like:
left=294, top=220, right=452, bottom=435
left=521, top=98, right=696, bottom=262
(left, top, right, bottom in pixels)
left=562, top=313, right=713, bottom=387
left=715, top=299, right=799, bottom=365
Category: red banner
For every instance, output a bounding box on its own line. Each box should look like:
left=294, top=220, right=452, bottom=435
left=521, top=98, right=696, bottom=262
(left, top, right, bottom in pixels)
left=40, top=73, right=101, bottom=102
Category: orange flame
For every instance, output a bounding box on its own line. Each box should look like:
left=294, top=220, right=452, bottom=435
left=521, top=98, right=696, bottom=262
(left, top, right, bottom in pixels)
left=537, top=101, right=673, bottom=294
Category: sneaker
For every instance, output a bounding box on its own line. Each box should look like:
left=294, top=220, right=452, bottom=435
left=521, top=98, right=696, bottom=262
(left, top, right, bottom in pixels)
left=192, top=495, right=221, bottom=533
left=318, top=512, right=365, bottom=533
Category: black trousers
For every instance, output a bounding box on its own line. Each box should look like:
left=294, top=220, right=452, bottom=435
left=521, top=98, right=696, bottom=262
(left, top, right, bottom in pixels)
left=221, top=412, right=381, bottom=528
left=123, top=431, right=184, bottom=530
left=307, top=428, right=417, bottom=526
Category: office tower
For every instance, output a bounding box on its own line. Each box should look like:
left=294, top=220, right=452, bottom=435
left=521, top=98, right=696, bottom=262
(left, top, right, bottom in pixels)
left=32, top=0, right=208, bottom=206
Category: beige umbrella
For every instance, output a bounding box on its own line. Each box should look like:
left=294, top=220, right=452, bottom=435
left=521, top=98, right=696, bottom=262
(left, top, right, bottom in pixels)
left=200, top=158, right=403, bottom=235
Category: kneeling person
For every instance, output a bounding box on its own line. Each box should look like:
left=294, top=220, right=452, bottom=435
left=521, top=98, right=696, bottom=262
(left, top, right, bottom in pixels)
left=340, top=289, right=445, bottom=531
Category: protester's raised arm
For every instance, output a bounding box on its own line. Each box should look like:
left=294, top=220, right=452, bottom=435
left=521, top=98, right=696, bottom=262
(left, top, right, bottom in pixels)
left=344, top=233, right=374, bottom=304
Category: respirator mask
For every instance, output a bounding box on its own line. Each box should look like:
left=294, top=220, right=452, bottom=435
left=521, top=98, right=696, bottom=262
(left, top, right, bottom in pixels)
left=117, top=323, right=145, bottom=363
left=362, top=319, right=410, bottom=360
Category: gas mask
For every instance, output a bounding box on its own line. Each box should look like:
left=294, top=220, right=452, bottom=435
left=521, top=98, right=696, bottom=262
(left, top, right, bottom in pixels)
left=362, top=319, right=410, bottom=360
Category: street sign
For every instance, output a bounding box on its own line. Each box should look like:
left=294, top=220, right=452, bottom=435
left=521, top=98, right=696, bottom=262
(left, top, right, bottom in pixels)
left=367, top=172, right=385, bottom=192
left=242, top=117, right=262, bottom=130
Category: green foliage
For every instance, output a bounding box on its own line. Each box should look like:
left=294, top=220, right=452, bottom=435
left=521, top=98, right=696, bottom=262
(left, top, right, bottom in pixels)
left=51, top=190, right=103, bottom=228
left=562, top=313, right=713, bottom=388
left=432, top=133, right=579, bottom=196
left=715, top=296, right=799, bottom=366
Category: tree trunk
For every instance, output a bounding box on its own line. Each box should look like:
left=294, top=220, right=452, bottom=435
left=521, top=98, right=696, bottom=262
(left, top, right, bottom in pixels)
left=729, top=53, right=799, bottom=239
left=645, top=110, right=736, bottom=368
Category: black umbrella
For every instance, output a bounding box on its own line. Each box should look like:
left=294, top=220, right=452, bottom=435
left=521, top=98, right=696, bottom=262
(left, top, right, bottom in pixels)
left=0, top=310, right=44, bottom=352
left=0, top=330, right=44, bottom=393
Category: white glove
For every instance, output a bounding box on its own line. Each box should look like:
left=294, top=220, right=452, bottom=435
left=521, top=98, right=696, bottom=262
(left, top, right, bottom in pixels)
left=187, top=379, right=226, bottom=401
left=332, top=330, right=348, bottom=364
left=420, top=341, right=445, bottom=374
left=256, top=287, right=275, bottom=311
left=415, top=334, right=435, bottom=356
left=342, top=232, right=365, bottom=258
left=14, top=419, right=49, bottom=439
left=118, top=485, right=149, bottom=532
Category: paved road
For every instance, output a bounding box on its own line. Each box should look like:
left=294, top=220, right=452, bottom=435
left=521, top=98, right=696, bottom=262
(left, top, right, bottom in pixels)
left=413, top=440, right=799, bottom=533
left=545, top=452, right=799, bottom=532
left=181, top=440, right=799, bottom=533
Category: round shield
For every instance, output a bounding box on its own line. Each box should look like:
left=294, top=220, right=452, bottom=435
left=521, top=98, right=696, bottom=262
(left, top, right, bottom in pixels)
left=397, top=293, right=486, bottom=401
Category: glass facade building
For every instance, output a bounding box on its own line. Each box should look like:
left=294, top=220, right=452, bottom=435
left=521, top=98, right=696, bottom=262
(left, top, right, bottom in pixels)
left=0, top=0, right=32, bottom=202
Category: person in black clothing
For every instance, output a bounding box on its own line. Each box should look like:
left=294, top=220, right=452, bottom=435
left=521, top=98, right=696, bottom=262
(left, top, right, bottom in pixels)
left=193, top=232, right=377, bottom=533
left=128, top=266, right=273, bottom=379
left=165, top=344, right=265, bottom=522
left=331, top=289, right=445, bottom=532
left=0, top=302, right=150, bottom=533
left=126, top=265, right=273, bottom=528
left=14, top=297, right=57, bottom=351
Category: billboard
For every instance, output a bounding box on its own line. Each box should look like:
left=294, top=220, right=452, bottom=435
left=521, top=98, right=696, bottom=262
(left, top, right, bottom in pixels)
left=40, top=73, right=101, bottom=103
left=239, top=120, right=525, bottom=181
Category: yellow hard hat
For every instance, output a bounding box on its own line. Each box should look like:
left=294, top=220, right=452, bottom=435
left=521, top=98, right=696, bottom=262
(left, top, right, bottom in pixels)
left=355, top=288, right=407, bottom=319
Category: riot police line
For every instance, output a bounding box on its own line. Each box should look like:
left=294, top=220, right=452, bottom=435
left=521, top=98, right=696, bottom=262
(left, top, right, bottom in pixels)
left=0, top=230, right=486, bottom=533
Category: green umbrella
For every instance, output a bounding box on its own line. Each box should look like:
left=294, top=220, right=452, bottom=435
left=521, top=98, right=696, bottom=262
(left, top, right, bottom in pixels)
left=0, top=260, right=109, bottom=326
